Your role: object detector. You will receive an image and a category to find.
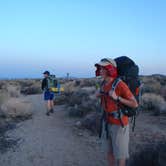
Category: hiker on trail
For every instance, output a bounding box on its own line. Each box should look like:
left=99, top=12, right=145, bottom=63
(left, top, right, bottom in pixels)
left=95, top=58, right=138, bottom=166
left=41, top=71, right=55, bottom=116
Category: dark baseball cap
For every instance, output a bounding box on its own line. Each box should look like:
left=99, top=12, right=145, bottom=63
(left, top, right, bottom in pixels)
left=43, top=71, right=50, bottom=75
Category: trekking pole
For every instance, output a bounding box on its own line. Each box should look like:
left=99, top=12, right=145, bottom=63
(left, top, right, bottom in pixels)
left=95, top=81, right=102, bottom=138
left=132, top=116, right=136, bottom=132
left=99, top=114, right=103, bottom=138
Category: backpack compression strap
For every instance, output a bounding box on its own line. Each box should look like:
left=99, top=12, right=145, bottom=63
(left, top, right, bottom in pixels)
left=110, top=78, right=125, bottom=127
left=111, top=77, right=121, bottom=92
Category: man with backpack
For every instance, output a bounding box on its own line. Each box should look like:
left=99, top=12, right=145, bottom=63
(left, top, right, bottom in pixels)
left=95, top=58, right=138, bottom=166
left=41, top=71, right=55, bottom=116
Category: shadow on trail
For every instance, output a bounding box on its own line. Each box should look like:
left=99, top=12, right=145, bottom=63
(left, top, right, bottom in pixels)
left=0, top=116, right=32, bottom=154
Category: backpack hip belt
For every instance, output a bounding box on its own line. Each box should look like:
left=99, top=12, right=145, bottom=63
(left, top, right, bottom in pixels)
left=107, top=110, right=124, bottom=119
left=106, top=110, right=125, bottom=127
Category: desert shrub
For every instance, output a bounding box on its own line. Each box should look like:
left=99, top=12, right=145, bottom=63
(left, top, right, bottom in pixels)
left=160, top=86, right=166, bottom=100
left=6, top=85, right=20, bottom=98
left=81, top=112, right=101, bottom=134
left=17, top=80, right=34, bottom=88
left=79, top=79, right=96, bottom=87
left=63, top=78, right=102, bottom=118
left=141, top=93, right=166, bottom=115
left=81, top=86, right=96, bottom=94
left=66, top=89, right=89, bottom=106
left=141, top=81, right=161, bottom=94
left=0, top=91, right=9, bottom=106
left=129, top=142, right=166, bottom=166
left=0, top=81, right=5, bottom=89
left=66, top=86, right=99, bottom=117
left=20, top=83, right=42, bottom=95
left=141, top=75, right=166, bottom=95
left=63, top=78, right=100, bottom=94
left=68, top=101, right=97, bottom=117
left=68, top=106, right=85, bottom=117
left=0, top=98, right=33, bottom=119
left=54, top=95, right=68, bottom=105
left=152, top=75, right=166, bottom=86
left=63, top=81, right=78, bottom=94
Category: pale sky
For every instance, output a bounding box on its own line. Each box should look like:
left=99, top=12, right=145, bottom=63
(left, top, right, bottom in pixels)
left=0, top=0, right=165, bottom=78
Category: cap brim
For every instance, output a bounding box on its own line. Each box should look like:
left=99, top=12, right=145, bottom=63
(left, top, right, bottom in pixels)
left=95, top=61, right=110, bottom=67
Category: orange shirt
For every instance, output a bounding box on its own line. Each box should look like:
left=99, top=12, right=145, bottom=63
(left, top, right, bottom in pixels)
left=101, top=79, right=134, bottom=126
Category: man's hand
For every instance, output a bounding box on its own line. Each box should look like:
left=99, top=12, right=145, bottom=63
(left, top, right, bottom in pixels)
left=96, top=91, right=102, bottom=98
left=109, top=90, right=118, bottom=101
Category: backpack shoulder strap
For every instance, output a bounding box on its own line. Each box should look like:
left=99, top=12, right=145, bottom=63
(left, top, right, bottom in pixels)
left=112, top=77, right=121, bottom=91
left=100, top=80, right=106, bottom=93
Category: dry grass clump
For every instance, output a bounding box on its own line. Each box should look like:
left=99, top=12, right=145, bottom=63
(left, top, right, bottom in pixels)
left=151, top=74, right=166, bottom=86
left=55, top=80, right=97, bottom=106
left=0, top=83, right=20, bottom=107
left=0, top=81, right=20, bottom=97
left=140, top=75, right=166, bottom=95
left=20, top=82, right=42, bottom=95
left=142, top=82, right=161, bottom=94
left=62, top=81, right=78, bottom=94
left=79, top=78, right=98, bottom=87
left=6, top=84, right=20, bottom=98
left=141, top=77, right=161, bottom=94
left=17, top=79, right=34, bottom=88
left=0, top=98, right=33, bottom=119
left=0, top=91, right=9, bottom=107
left=66, top=89, right=90, bottom=106
left=0, top=80, right=35, bottom=120
left=129, top=142, right=166, bottom=166
left=18, top=79, right=42, bottom=95
left=80, top=112, right=101, bottom=134
left=141, top=93, right=166, bottom=115
left=138, top=76, right=166, bottom=116
left=160, top=85, right=166, bottom=100
left=0, top=81, right=6, bottom=89
left=54, top=95, right=67, bottom=105
left=64, top=86, right=98, bottom=117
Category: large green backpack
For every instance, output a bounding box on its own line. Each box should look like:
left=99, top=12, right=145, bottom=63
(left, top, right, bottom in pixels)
left=47, top=75, right=58, bottom=92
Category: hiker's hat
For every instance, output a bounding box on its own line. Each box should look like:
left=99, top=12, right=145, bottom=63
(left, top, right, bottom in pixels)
left=95, top=58, right=117, bottom=68
left=43, top=71, right=50, bottom=75
left=95, top=58, right=117, bottom=78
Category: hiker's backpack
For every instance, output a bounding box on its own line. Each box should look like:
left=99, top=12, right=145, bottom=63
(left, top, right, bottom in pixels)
left=47, top=75, right=58, bottom=92
left=114, top=56, right=141, bottom=130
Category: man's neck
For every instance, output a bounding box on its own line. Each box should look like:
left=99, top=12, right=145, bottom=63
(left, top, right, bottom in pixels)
left=105, top=77, right=114, bottom=84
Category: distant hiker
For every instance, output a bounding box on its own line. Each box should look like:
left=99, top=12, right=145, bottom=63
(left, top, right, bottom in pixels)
left=95, top=58, right=138, bottom=166
left=41, top=71, right=55, bottom=116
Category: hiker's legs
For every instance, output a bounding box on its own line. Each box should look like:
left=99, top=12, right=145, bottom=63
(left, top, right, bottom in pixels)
left=47, top=100, right=52, bottom=111
left=49, top=99, right=54, bottom=113
left=107, top=134, right=115, bottom=166
left=108, top=154, right=126, bottom=166
left=108, top=151, right=115, bottom=166
left=108, top=125, right=129, bottom=166
left=49, top=92, right=55, bottom=112
left=117, top=159, right=126, bottom=166
left=107, top=147, right=127, bottom=166
left=108, top=153, right=126, bottom=166
left=50, top=100, right=54, bottom=109
left=44, top=91, right=55, bottom=114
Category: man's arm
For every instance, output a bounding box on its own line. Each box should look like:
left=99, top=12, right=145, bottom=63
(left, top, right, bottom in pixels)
left=109, top=81, right=138, bottom=108
left=117, top=96, right=138, bottom=108
left=41, top=78, right=47, bottom=91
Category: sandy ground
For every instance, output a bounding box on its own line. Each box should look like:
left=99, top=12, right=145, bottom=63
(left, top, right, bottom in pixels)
left=0, top=94, right=166, bottom=166
left=0, top=95, right=107, bottom=166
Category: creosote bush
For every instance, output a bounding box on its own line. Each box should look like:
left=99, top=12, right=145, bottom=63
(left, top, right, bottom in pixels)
left=141, top=93, right=166, bottom=115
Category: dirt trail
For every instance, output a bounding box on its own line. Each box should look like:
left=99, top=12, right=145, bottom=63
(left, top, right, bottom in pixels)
left=0, top=95, right=106, bottom=166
